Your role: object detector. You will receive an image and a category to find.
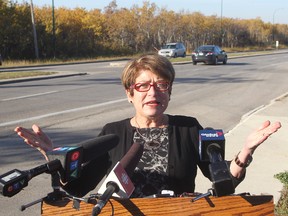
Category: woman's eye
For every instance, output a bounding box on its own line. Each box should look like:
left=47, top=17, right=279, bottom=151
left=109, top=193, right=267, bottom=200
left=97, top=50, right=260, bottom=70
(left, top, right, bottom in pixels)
left=157, top=82, right=169, bottom=89
left=139, top=83, right=149, bottom=88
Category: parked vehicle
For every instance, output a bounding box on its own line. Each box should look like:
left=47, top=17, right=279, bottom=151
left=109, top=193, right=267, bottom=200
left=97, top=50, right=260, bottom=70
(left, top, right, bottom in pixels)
left=158, top=42, right=186, bottom=58
left=191, top=45, right=227, bottom=65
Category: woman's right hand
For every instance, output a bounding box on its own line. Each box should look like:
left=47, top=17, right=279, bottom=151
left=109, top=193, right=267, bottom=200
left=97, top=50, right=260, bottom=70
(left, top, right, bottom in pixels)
left=14, top=124, right=53, bottom=161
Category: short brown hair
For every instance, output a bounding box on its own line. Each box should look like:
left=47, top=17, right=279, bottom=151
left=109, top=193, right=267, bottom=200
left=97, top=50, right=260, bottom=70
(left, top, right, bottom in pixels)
left=121, top=54, right=175, bottom=95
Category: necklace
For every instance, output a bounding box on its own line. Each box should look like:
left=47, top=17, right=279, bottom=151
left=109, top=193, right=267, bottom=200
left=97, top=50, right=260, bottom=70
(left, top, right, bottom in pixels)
left=134, top=117, right=167, bottom=150
left=134, top=115, right=167, bottom=129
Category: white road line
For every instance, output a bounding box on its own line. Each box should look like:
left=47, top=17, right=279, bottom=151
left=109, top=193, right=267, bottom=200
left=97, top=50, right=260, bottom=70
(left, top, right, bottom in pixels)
left=1, top=91, right=58, bottom=101
left=0, top=98, right=127, bottom=127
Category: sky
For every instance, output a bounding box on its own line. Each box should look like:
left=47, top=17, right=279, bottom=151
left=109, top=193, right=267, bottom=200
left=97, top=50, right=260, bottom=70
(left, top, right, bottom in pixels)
left=30, top=0, right=288, bottom=24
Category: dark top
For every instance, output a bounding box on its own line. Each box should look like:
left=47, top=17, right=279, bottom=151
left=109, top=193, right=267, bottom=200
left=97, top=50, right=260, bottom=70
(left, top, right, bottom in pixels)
left=63, top=115, right=244, bottom=197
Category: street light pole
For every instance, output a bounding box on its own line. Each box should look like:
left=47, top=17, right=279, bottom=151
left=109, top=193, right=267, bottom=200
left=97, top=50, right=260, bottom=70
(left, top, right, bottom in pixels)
left=220, top=0, right=223, bottom=46
left=30, top=0, right=39, bottom=59
left=52, top=0, right=56, bottom=58
left=220, top=0, right=223, bottom=31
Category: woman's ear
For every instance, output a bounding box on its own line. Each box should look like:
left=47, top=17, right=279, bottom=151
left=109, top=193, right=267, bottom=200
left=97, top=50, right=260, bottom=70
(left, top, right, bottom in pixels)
left=125, top=89, right=133, bottom=103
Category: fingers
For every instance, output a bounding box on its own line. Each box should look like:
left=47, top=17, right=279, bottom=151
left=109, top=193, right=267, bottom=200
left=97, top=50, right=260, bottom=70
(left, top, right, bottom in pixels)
left=272, top=121, right=282, bottom=130
left=257, top=120, right=271, bottom=131
left=15, top=127, right=31, bottom=139
left=261, top=121, right=281, bottom=136
left=253, top=121, right=281, bottom=147
left=245, top=120, right=281, bottom=152
left=14, top=125, right=52, bottom=161
left=32, top=124, right=52, bottom=147
left=15, top=125, right=40, bottom=147
left=32, top=124, right=44, bottom=136
left=32, top=124, right=40, bottom=133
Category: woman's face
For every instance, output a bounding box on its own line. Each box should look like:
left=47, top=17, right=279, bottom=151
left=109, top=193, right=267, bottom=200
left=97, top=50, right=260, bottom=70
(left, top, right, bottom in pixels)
left=126, top=70, right=170, bottom=119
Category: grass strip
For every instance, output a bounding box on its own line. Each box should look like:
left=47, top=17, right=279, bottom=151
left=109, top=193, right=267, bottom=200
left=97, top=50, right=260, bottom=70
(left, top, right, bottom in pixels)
left=0, top=71, right=57, bottom=80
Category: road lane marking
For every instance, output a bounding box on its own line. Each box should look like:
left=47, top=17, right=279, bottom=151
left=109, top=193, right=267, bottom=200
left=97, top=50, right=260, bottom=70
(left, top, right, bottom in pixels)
left=1, top=91, right=58, bottom=101
left=0, top=98, right=127, bottom=127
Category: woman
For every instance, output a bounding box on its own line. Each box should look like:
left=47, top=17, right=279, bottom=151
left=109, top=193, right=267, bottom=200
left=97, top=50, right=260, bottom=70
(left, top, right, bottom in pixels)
left=15, top=54, right=281, bottom=198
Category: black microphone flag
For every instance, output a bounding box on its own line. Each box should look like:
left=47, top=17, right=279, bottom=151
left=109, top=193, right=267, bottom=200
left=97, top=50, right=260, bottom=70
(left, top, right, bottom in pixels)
left=46, top=146, right=83, bottom=183
left=199, top=128, right=234, bottom=197
left=199, top=129, right=225, bottom=161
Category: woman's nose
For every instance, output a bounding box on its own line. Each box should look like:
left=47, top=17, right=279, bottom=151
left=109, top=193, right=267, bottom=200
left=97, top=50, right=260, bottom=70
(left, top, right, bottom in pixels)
left=147, top=84, right=157, bottom=94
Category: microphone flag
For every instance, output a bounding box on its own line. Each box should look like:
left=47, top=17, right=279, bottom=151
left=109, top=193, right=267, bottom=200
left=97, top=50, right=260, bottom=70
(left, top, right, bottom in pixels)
left=97, top=162, right=134, bottom=198
left=199, top=129, right=225, bottom=161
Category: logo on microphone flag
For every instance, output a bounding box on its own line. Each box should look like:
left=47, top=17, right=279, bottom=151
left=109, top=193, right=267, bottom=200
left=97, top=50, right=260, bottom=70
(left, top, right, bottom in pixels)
left=97, top=162, right=135, bottom=198
left=114, top=162, right=134, bottom=196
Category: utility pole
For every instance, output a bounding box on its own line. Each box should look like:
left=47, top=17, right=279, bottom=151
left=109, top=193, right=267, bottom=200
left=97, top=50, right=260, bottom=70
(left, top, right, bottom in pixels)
left=220, top=0, right=224, bottom=46
left=30, top=0, right=39, bottom=59
left=52, top=0, right=56, bottom=58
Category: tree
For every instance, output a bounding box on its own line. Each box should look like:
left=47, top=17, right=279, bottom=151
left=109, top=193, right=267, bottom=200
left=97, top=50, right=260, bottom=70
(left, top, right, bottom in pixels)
left=1, top=0, right=288, bottom=60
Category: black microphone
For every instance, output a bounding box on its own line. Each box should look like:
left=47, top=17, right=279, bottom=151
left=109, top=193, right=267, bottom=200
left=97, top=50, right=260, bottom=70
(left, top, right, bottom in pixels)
left=0, top=134, right=119, bottom=197
left=79, top=134, right=119, bottom=164
left=91, top=181, right=120, bottom=216
left=92, top=143, right=144, bottom=216
left=199, top=128, right=225, bottom=161
left=199, top=128, right=235, bottom=197
left=0, top=160, right=62, bottom=197
left=207, top=143, right=224, bottom=163
left=46, top=146, right=83, bottom=183
left=46, top=134, right=119, bottom=183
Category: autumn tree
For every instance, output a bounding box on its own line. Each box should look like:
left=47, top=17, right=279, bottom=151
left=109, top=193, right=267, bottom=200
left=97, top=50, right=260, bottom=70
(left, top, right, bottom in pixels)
left=0, top=1, right=35, bottom=59
left=0, top=0, right=287, bottom=60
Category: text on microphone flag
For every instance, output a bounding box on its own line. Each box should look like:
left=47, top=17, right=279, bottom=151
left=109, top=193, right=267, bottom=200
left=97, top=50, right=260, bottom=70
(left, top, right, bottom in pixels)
left=200, top=130, right=224, bottom=140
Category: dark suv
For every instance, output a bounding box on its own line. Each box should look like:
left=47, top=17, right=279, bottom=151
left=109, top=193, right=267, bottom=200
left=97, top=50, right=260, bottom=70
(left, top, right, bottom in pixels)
left=192, top=45, right=227, bottom=65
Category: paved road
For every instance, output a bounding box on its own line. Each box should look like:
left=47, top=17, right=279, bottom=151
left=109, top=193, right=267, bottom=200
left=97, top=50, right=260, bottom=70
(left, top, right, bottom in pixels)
left=0, top=52, right=287, bottom=215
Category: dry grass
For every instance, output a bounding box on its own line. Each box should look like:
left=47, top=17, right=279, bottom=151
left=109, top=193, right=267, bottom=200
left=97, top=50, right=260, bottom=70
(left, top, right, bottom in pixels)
left=0, top=71, right=56, bottom=80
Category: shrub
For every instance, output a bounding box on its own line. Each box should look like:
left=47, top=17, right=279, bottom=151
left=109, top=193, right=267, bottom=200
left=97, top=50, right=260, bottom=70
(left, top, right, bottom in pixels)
left=274, top=171, right=288, bottom=215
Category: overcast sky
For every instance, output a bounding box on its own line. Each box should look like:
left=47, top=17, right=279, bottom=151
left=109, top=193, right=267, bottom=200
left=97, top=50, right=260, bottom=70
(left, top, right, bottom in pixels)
left=31, top=0, right=288, bottom=24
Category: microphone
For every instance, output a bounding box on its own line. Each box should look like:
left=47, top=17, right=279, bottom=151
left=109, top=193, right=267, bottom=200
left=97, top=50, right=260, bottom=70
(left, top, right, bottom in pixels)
left=119, top=141, right=144, bottom=177
left=0, top=134, right=119, bottom=197
left=46, top=134, right=119, bottom=183
left=46, top=146, right=83, bottom=183
left=199, top=128, right=225, bottom=161
left=79, top=134, right=119, bottom=164
left=92, top=143, right=144, bottom=216
left=199, top=128, right=235, bottom=197
left=0, top=160, right=62, bottom=197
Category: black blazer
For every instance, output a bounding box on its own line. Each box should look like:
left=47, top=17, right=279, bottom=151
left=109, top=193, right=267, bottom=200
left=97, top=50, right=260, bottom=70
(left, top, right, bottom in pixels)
left=63, top=115, right=243, bottom=197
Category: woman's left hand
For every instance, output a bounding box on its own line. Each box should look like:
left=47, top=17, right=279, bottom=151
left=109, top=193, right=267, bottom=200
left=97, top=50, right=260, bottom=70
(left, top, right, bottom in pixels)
left=244, top=120, right=281, bottom=153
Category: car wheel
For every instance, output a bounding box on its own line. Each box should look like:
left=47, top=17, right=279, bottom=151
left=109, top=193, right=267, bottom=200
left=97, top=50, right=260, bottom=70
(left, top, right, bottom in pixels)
left=192, top=61, right=197, bottom=65
left=223, top=56, right=227, bottom=64
left=182, top=52, right=186, bottom=57
left=173, top=53, right=178, bottom=58
left=213, top=57, right=218, bottom=65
